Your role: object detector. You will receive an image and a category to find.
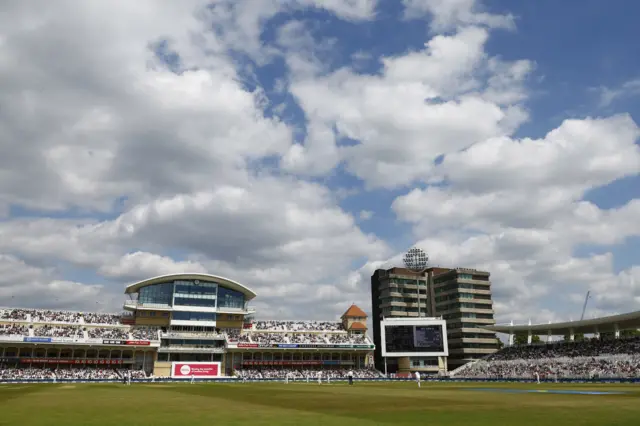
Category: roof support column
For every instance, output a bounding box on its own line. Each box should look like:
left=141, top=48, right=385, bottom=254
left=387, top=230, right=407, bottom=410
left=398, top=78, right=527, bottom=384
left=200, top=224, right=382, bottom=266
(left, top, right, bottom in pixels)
left=615, top=323, right=620, bottom=339
left=508, top=320, right=514, bottom=346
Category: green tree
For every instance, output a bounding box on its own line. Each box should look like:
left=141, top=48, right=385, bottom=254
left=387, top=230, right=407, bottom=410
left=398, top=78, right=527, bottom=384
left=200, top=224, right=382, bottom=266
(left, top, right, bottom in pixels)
left=563, top=332, right=585, bottom=341
left=620, top=329, right=640, bottom=338
left=514, top=333, right=540, bottom=345
left=496, top=338, right=504, bottom=349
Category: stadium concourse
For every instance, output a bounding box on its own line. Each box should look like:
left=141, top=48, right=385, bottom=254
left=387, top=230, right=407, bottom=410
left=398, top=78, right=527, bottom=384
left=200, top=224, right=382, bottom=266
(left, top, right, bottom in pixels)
left=0, top=273, right=377, bottom=382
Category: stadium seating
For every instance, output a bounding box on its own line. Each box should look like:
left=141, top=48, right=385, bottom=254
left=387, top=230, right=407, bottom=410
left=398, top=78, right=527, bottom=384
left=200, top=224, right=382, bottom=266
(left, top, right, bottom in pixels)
left=0, top=366, right=147, bottom=380
left=458, top=336, right=640, bottom=379
left=87, top=327, right=129, bottom=339
left=82, top=313, right=121, bottom=325
left=0, top=309, right=30, bottom=321
left=33, top=325, right=79, bottom=338
left=253, top=321, right=343, bottom=331
left=243, top=331, right=370, bottom=345
left=0, top=324, right=29, bottom=336
left=130, top=326, right=160, bottom=340
left=234, top=368, right=382, bottom=379
left=31, top=310, right=82, bottom=323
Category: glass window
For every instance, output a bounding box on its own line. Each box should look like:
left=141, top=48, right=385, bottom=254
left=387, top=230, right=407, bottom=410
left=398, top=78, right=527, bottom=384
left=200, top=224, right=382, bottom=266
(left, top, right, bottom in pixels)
left=172, top=311, right=217, bottom=321
left=174, top=280, right=218, bottom=296
left=217, top=287, right=245, bottom=309
left=138, top=283, right=174, bottom=305
left=173, top=297, right=216, bottom=308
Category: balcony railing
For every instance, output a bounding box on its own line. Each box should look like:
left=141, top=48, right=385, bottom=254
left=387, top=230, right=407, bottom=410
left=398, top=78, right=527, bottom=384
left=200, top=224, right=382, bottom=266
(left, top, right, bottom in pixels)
left=158, top=346, right=225, bottom=353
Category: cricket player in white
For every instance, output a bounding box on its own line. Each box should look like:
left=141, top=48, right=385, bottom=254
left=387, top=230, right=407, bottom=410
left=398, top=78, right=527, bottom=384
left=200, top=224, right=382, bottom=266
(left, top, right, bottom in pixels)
left=317, top=371, right=322, bottom=385
left=535, top=372, right=540, bottom=384
left=347, top=370, right=354, bottom=385
left=415, top=371, right=421, bottom=388
left=285, top=372, right=290, bottom=384
left=306, top=374, right=310, bottom=383
left=191, top=374, right=195, bottom=384
left=127, top=370, right=131, bottom=386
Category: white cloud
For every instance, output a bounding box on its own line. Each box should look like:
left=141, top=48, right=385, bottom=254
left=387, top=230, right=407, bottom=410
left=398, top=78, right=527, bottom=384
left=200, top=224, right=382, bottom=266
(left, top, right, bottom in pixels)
left=286, top=25, right=532, bottom=187
left=402, top=0, right=515, bottom=32
left=0, top=0, right=638, bottom=329
left=359, top=210, right=374, bottom=220
left=593, top=78, right=640, bottom=107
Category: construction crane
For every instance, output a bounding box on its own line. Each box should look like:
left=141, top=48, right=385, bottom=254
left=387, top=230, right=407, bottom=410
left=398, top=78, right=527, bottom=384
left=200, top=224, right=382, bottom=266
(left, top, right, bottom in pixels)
left=580, top=291, right=591, bottom=321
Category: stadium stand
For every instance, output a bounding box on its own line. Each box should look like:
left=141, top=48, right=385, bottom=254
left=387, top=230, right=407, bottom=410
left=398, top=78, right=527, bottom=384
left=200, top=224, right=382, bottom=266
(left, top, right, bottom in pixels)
left=235, top=368, right=382, bottom=380
left=253, top=321, right=343, bottom=331
left=33, top=325, right=78, bottom=338
left=82, top=313, right=121, bottom=325
left=0, top=273, right=378, bottom=382
left=458, top=337, right=640, bottom=379
left=0, top=366, right=148, bottom=380
left=87, top=327, right=129, bottom=339
left=0, top=324, right=28, bottom=336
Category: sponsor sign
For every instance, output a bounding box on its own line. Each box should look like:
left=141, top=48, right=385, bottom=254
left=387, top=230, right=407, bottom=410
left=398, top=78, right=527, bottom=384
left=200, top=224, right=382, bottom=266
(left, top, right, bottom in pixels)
left=102, top=340, right=151, bottom=346
left=125, top=340, right=151, bottom=346
left=237, top=343, right=258, bottom=348
left=19, top=358, right=125, bottom=365
left=23, top=337, right=52, bottom=343
left=51, top=338, right=82, bottom=343
left=103, top=340, right=127, bottom=345
left=171, top=362, right=220, bottom=378
left=242, top=360, right=323, bottom=366
left=276, top=344, right=298, bottom=348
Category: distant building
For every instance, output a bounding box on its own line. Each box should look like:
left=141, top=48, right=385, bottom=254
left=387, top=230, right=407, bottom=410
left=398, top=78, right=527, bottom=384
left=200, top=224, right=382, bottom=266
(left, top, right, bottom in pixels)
left=371, top=266, right=497, bottom=372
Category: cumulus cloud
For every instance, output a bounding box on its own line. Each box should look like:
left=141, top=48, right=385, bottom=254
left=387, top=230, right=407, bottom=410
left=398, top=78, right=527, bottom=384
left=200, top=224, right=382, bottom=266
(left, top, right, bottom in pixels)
left=286, top=25, right=532, bottom=187
left=402, top=0, right=515, bottom=32
left=0, top=0, right=638, bottom=328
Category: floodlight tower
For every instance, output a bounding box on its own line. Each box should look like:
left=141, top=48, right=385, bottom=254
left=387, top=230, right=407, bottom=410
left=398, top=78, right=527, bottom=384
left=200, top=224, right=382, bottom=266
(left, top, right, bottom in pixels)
left=403, top=247, right=429, bottom=317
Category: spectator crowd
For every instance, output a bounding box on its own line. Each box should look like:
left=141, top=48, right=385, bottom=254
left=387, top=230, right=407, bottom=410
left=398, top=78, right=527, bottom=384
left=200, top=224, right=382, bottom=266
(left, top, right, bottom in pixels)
left=240, top=332, right=370, bottom=345
left=253, top=321, right=343, bottom=331
left=0, top=324, right=29, bottom=336
left=87, top=328, right=129, bottom=339
left=0, top=308, right=121, bottom=325
left=458, top=337, right=640, bottom=379
left=0, top=366, right=148, bottom=381
left=33, top=326, right=81, bottom=338
left=83, top=313, right=121, bottom=325
left=131, top=327, right=159, bottom=340
left=235, top=368, right=382, bottom=380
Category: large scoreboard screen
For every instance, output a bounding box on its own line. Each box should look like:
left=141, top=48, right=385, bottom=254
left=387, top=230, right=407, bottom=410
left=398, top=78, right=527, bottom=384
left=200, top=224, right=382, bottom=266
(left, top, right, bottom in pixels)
left=381, top=319, right=448, bottom=357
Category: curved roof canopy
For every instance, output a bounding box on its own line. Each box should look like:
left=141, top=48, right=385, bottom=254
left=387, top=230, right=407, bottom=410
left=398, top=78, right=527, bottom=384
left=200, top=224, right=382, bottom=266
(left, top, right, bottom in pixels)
left=124, top=273, right=257, bottom=300
left=487, top=310, right=640, bottom=336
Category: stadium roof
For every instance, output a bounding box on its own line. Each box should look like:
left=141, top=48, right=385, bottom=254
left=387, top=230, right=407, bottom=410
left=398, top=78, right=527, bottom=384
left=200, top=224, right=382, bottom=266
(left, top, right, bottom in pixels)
left=341, top=304, right=367, bottom=318
left=124, top=273, right=257, bottom=300
left=486, top=310, right=640, bottom=336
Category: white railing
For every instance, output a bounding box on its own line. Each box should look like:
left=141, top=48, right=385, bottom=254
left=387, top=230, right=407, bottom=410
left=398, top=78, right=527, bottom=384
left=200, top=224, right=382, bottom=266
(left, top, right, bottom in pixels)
left=158, top=346, right=225, bottom=353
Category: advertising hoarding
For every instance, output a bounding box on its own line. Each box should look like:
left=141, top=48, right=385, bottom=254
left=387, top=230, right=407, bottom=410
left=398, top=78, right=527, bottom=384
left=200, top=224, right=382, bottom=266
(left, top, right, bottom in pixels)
left=171, top=362, right=221, bottom=378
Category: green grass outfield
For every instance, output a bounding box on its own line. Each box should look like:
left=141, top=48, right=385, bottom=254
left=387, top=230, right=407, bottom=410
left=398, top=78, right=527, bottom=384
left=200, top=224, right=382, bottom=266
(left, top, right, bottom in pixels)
left=1, top=381, right=639, bottom=426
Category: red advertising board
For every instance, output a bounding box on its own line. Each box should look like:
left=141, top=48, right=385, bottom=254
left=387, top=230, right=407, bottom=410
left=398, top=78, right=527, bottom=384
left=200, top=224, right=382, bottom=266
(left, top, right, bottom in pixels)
left=171, top=362, right=220, bottom=378
left=126, top=340, right=150, bottom=346
left=237, top=343, right=258, bottom=348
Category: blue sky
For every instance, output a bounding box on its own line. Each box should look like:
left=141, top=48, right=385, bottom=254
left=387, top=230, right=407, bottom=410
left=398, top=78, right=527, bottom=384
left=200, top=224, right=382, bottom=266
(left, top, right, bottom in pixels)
left=0, top=0, right=638, bottom=322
